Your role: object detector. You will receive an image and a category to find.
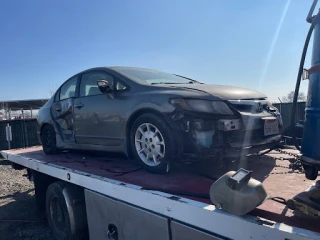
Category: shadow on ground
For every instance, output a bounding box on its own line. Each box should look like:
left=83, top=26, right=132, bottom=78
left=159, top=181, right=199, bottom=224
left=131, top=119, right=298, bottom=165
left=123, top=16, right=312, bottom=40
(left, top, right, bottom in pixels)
left=190, top=154, right=276, bottom=183
left=0, top=157, right=55, bottom=240
left=0, top=189, right=54, bottom=240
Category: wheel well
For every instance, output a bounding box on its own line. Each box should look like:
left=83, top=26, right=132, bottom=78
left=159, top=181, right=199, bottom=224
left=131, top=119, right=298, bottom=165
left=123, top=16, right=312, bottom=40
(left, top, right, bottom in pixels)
left=125, top=109, right=169, bottom=158
left=32, top=170, right=58, bottom=214
left=40, top=123, right=52, bottom=136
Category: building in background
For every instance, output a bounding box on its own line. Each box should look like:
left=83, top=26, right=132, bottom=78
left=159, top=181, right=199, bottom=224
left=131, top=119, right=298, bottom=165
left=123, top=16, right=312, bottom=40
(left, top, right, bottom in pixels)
left=0, top=99, right=48, bottom=150
left=0, top=99, right=48, bottom=120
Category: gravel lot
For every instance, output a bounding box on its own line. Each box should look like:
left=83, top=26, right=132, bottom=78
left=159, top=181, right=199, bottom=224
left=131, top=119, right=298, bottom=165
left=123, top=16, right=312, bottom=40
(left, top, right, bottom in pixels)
left=0, top=156, right=54, bottom=240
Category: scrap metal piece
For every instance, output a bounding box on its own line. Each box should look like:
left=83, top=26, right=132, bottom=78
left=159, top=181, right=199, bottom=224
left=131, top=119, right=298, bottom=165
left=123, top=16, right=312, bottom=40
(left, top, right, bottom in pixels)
left=287, top=199, right=320, bottom=218
left=218, top=119, right=241, bottom=131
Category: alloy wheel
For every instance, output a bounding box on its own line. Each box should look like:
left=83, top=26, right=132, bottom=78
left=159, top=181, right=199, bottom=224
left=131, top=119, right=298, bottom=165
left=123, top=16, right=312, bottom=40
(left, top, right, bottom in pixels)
left=134, top=123, right=165, bottom=166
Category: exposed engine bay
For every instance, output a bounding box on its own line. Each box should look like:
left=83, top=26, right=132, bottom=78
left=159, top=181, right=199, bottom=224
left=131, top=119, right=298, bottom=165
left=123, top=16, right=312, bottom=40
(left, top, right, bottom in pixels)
left=168, top=99, right=283, bottom=161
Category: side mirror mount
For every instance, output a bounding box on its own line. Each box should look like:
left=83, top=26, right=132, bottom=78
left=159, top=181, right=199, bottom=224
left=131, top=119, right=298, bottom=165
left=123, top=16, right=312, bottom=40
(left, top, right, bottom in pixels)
left=97, top=80, right=113, bottom=94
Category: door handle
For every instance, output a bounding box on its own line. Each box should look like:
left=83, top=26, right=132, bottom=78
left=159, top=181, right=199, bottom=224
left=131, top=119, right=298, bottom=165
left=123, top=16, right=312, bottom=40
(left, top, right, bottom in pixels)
left=55, top=107, right=61, bottom=112
left=74, top=102, right=84, bottom=109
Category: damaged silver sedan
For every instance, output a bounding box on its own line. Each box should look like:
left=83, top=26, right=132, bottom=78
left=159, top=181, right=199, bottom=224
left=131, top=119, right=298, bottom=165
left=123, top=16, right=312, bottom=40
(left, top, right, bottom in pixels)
left=37, top=67, right=283, bottom=173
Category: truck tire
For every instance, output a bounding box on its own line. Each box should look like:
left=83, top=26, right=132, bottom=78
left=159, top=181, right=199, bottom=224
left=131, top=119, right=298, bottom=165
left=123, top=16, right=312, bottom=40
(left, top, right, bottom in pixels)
left=130, top=113, right=176, bottom=174
left=46, top=181, right=88, bottom=240
left=41, top=124, right=58, bottom=154
left=304, top=164, right=318, bottom=180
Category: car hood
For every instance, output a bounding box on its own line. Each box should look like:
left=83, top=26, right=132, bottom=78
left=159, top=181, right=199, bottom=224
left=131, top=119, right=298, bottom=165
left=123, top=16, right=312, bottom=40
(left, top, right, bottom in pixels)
left=168, top=84, right=267, bottom=100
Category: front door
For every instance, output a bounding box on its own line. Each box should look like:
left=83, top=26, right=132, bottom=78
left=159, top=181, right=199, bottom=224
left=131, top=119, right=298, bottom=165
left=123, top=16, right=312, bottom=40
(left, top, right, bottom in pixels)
left=51, top=76, right=78, bottom=143
left=73, top=70, right=124, bottom=146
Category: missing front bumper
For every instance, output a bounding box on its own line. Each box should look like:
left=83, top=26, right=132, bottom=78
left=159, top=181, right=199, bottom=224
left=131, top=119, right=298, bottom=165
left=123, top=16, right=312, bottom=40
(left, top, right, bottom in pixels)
left=184, top=125, right=282, bottom=161
left=167, top=110, right=282, bottom=161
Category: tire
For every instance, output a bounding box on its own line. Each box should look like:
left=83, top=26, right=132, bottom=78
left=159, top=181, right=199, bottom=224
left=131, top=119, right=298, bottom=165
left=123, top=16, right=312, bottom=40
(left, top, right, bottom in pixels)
left=130, top=113, right=176, bottom=174
left=304, top=164, right=318, bottom=180
left=41, top=124, right=58, bottom=154
left=46, top=182, right=88, bottom=240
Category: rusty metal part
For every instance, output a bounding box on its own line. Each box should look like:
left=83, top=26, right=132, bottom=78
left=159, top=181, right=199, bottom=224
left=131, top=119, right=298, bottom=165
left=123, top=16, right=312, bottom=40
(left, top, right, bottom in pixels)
left=269, top=197, right=320, bottom=218
left=287, top=199, right=320, bottom=218
left=307, top=63, right=320, bottom=75
left=255, top=147, right=305, bottom=175
left=271, top=148, right=304, bottom=174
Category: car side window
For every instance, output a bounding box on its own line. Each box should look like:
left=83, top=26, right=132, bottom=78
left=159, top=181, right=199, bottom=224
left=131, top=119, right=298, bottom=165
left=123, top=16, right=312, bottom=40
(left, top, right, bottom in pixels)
left=115, top=81, right=127, bottom=91
left=80, top=71, right=114, bottom=97
left=60, top=76, right=78, bottom=100
left=54, top=89, right=60, bottom=102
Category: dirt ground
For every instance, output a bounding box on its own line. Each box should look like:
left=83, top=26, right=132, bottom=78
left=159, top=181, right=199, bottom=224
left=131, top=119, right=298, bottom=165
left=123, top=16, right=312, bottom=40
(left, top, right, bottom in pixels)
left=0, top=156, right=54, bottom=240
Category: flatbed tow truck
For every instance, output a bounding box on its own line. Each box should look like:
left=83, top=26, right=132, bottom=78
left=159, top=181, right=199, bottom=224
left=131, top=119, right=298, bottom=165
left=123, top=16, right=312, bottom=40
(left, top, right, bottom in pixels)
left=4, top=1, right=320, bottom=239
left=1, top=146, right=320, bottom=240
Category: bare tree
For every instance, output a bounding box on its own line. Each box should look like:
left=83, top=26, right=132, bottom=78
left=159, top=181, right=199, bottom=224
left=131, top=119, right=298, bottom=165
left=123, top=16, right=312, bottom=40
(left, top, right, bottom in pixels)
left=48, top=84, right=58, bottom=97
left=282, top=91, right=306, bottom=103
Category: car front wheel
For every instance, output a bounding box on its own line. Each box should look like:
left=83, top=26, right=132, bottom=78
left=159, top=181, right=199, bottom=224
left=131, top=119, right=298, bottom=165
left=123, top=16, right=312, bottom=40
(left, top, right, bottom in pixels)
left=130, top=113, right=176, bottom=174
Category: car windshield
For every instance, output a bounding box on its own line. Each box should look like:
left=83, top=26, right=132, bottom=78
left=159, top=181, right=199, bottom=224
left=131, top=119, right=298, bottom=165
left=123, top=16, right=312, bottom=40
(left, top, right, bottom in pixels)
left=114, top=67, right=199, bottom=84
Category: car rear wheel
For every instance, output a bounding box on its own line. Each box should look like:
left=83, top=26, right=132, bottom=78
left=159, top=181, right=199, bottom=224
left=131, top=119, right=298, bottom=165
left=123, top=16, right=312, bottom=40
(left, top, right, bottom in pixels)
left=130, top=113, right=176, bottom=174
left=41, top=125, right=58, bottom=154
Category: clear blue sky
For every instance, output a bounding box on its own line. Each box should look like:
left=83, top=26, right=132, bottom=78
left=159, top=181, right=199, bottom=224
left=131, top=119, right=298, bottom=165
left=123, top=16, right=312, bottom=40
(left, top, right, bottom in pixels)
left=0, top=0, right=315, bottom=102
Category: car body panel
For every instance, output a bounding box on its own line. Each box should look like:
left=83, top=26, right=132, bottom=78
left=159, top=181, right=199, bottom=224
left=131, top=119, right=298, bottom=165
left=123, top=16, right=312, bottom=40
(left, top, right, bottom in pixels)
left=51, top=98, right=75, bottom=143
left=74, top=93, right=124, bottom=146
left=159, top=83, right=267, bottom=100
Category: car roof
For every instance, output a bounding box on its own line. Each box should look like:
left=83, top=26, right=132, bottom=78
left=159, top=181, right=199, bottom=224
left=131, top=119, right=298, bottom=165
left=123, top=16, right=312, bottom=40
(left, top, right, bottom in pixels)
left=73, top=66, right=163, bottom=81
left=108, top=66, right=157, bottom=71
left=69, top=66, right=162, bottom=84
left=77, top=66, right=158, bottom=73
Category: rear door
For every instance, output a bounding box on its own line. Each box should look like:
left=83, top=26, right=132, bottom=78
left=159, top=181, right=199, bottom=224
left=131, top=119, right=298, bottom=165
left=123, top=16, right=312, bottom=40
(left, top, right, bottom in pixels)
left=51, top=76, right=79, bottom=143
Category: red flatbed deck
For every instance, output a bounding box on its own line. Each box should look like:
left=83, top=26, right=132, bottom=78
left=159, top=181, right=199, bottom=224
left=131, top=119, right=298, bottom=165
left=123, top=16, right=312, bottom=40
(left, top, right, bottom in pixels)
left=2, top=147, right=320, bottom=233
